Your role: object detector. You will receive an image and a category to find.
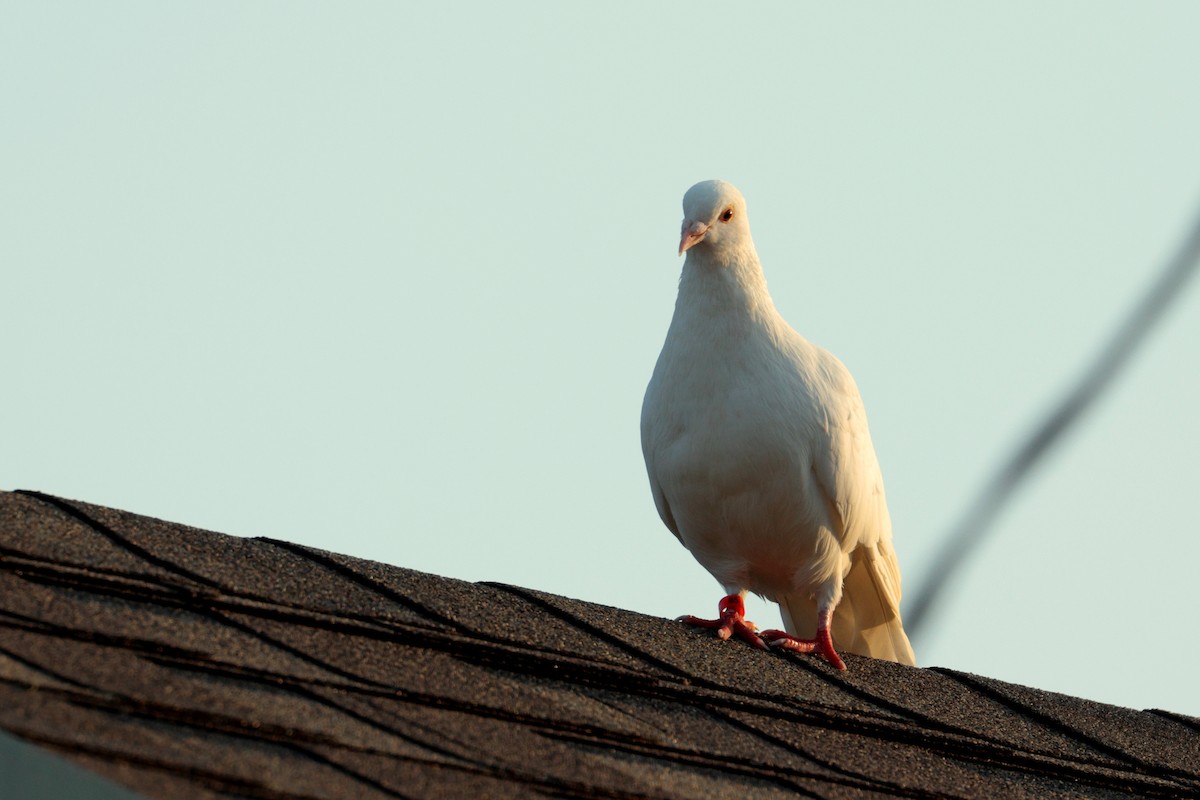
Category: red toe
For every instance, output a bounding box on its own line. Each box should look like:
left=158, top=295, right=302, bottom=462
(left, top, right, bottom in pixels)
left=677, top=594, right=767, bottom=651
left=763, top=627, right=847, bottom=671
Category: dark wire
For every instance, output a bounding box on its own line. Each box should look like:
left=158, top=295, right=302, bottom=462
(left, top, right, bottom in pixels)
left=906, top=198, right=1200, bottom=641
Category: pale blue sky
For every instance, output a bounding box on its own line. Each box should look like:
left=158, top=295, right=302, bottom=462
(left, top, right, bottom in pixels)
left=4, top=4, right=1199, bottom=715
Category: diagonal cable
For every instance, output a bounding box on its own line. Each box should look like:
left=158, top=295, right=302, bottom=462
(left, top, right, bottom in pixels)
left=907, top=197, right=1200, bottom=641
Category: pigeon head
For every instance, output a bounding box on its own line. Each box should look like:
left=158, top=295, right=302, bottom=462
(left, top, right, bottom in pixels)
left=678, top=180, right=752, bottom=259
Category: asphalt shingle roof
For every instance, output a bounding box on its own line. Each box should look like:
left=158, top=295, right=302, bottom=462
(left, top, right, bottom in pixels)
left=2, top=489, right=1198, bottom=799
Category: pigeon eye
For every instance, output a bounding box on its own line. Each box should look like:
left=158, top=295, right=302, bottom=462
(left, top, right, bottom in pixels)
left=720, top=208, right=734, bottom=223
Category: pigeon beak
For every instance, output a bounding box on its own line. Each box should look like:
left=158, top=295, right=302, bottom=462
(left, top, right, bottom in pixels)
left=678, top=220, right=709, bottom=256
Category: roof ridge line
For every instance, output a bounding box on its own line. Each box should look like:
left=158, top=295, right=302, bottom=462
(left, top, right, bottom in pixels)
left=13, top=491, right=224, bottom=591
left=931, top=667, right=1200, bottom=792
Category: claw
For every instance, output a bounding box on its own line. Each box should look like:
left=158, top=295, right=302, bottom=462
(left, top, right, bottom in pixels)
left=677, top=594, right=768, bottom=651
left=761, top=627, right=846, bottom=671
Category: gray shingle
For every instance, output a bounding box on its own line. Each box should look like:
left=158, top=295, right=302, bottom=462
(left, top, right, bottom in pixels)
left=2, top=489, right=1197, bottom=800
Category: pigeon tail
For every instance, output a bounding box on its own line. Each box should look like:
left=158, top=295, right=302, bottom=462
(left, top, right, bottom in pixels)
left=777, top=548, right=916, bottom=666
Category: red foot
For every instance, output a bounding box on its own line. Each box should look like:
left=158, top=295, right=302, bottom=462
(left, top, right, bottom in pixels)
left=762, top=627, right=847, bottom=671
left=676, top=594, right=768, bottom=651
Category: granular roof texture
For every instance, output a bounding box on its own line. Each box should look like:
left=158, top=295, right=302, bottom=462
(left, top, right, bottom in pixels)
left=1, top=489, right=1198, bottom=799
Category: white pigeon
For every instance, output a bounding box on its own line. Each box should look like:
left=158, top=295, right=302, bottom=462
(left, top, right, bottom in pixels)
left=641, top=180, right=916, bottom=670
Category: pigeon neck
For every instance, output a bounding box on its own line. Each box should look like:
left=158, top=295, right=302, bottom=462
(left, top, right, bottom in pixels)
left=677, top=248, right=774, bottom=320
